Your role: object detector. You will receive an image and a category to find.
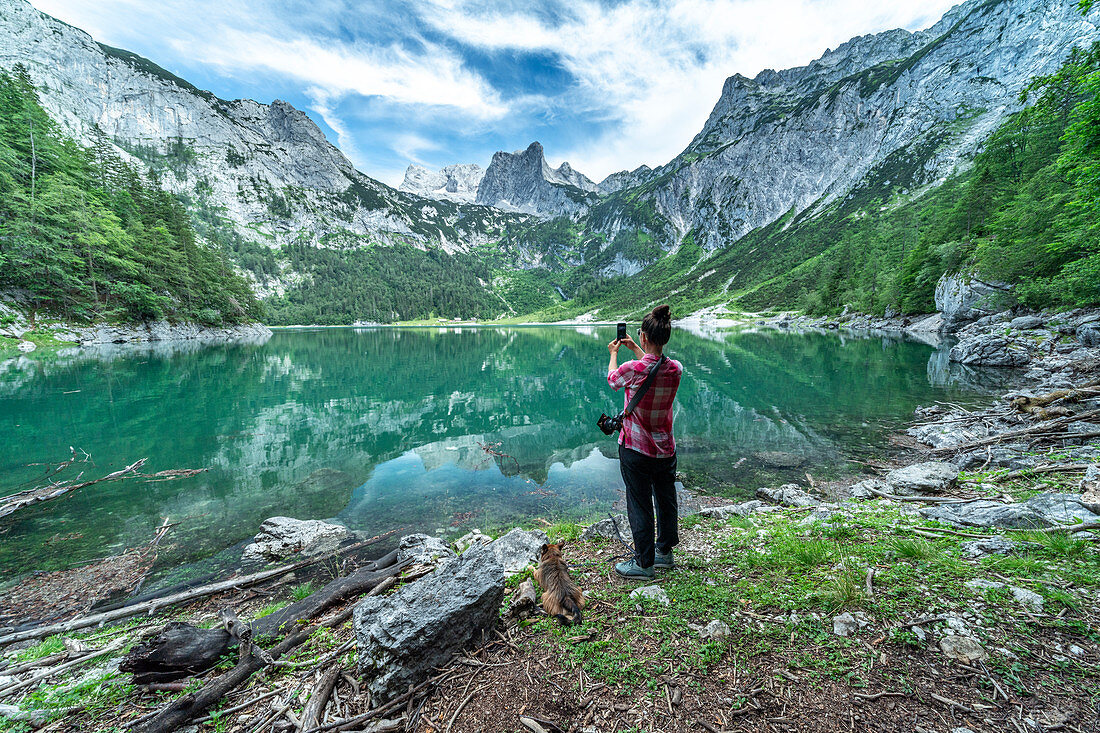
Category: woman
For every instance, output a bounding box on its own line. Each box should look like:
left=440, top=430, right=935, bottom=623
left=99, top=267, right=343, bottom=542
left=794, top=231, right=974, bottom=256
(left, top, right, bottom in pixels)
left=606, top=304, right=683, bottom=579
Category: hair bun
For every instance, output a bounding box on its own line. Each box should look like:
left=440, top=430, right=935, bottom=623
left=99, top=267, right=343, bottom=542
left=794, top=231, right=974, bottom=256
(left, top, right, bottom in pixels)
left=652, top=304, right=671, bottom=323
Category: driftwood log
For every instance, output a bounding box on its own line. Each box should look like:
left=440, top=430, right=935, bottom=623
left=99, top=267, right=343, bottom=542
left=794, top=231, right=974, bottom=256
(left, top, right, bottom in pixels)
left=126, top=557, right=406, bottom=733
left=121, top=549, right=402, bottom=684
left=0, top=536, right=395, bottom=648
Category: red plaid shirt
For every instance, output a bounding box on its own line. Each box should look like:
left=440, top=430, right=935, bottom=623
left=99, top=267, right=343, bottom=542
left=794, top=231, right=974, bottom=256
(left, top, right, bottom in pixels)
left=607, top=353, right=682, bottom=458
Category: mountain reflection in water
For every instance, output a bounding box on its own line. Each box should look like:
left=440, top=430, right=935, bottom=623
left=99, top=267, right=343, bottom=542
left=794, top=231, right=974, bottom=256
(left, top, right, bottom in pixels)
left=0, top=326, right=996, bottom=579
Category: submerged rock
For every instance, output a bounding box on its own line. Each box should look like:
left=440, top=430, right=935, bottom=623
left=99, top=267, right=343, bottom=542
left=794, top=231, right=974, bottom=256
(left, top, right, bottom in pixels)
left=241, top=517, right=349, bottom=563
left=884, top=462, right=959, bottom=495
left=354, top=545, right=505, bottom=701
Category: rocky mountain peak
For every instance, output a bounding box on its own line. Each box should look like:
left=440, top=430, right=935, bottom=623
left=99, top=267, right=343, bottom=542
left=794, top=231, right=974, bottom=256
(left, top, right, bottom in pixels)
left=475, top=141, right=597, bottom=217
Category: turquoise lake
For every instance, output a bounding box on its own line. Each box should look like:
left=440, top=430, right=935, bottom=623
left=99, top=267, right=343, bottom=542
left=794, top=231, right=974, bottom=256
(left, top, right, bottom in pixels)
left=0, top=326, right=998, bottom=582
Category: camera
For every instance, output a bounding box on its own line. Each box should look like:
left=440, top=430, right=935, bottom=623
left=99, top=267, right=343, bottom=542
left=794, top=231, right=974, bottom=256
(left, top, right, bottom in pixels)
left=597, top=412, right=623, bottom=435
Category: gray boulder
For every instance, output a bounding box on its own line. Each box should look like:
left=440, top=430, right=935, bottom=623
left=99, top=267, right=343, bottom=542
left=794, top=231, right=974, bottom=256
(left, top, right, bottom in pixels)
left=695, top=501, right=763, bottom=519
left=949, top=335, right=1032, bottom=367
left=939, top=635, right=988, bottom=663
left=960, top=536, right=1019, bottom=558
left=630, top=585, right=670, bottom=606
left=1009, top=315, right=1044, bottom=330
left=354, top=546, right=505, bottom=701
left=241, top=517, right=349, bottom=563
left=756, top=484, right=819, bottom=508
left=485, top=528, right=547, bottom=577
left=1077, top=323, right=1100, bottom=347
left=847, top=478, right=891, bottom=499
left=580, top=514, right=629, bottom=542
left=832, top=611, right=870, bottom=637
left=884, top=462, right=959, bottom=496
left=454, top=529, right=492, bottom=554
left=1080, top=464, right=1100, bottom=512
left=397, top=534, right=456, bottom=568
left=935, top=274, right=1010, bottom=331
left=701, top=620, right=731, bottom=640
left=921, top=493, right=1100, bottom=528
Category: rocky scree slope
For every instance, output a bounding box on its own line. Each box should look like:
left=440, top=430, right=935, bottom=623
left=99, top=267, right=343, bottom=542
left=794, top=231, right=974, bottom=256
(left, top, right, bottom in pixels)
left=609, top=0, right=1100, bottom=252
left=0, top=0, right=523, bottom=279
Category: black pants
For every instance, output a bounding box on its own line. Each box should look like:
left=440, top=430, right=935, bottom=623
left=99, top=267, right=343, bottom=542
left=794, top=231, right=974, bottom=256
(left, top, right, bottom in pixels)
left=618, top=444, right=678, bottom=569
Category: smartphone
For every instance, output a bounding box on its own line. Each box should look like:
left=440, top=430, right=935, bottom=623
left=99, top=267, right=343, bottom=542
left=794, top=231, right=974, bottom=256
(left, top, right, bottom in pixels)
left=617, top=322, right=627, bottom=341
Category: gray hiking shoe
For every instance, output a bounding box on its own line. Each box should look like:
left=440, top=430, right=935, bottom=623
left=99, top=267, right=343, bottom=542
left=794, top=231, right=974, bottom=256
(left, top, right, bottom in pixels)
left=654, top=550, right=675, bottom=569
left=614, top=559, right=655, bottom=580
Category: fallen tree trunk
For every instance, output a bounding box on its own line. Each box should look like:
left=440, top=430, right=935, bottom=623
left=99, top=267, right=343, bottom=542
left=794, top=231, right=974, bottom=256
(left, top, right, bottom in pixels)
left=121, top=552, right=404, bottom=683
left=127, top=562, right=404, bottom=733
left=0, top=536, right=396, bottom=648
left=932, top=408, right=1100, bottom=454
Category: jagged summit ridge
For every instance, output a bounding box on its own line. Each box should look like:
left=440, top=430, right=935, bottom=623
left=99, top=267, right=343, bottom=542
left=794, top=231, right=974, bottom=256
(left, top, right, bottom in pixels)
left=475, top=141, right=598, bottom=217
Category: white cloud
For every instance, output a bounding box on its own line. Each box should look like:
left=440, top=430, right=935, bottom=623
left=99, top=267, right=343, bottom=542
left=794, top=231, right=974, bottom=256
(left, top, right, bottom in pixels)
left=418, top=0, right=961, bottom=180
left=172, top=30, right=507, bottom=119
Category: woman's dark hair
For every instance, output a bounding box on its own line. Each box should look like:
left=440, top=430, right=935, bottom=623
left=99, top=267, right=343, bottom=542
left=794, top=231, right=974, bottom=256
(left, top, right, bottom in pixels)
left=641, top=304, right=672, bottom=346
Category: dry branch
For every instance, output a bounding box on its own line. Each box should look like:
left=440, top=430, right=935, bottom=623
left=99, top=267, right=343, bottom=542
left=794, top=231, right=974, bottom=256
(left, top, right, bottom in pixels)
left=932, top=408, right=1100, bottom=453
left=120, top=551, right=404, bottom=683
left=299, top=666, right=341, bottom=732
left=127, top=562, right=402, bottom=733
left=0, top=458, right=146, bottom=519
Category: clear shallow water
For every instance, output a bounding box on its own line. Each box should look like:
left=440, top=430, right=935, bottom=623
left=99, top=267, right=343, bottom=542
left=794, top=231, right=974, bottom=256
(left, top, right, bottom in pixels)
left=0, top=326, right=994, bottom=580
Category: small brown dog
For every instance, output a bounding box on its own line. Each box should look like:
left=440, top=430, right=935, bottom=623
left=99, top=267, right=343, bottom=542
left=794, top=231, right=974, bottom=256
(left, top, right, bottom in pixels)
left=533, top=542, right=585, bottom=625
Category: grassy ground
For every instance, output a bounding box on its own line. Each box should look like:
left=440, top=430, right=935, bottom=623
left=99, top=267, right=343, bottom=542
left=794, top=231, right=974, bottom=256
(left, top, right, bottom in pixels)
left=418, top=501, right=1099, bottom=732
left=2, top=488, right=1095, bottom=733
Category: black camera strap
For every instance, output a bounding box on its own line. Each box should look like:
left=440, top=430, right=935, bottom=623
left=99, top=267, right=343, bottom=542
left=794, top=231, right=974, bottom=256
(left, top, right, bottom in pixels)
left=622, top=354, right=667, bottom=418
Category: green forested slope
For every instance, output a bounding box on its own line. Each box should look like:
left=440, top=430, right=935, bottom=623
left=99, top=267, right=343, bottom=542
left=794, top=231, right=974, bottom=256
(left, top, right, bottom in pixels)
left=0, top=65, right=261, bottom=325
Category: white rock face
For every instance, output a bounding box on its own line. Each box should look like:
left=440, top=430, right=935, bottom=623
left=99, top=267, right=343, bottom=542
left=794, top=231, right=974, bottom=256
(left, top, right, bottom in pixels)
left=935, top=274, right=1013, bottom=330
left=399, top=163, right=484, bottom=203
left=59, top=321, right=272, bottom=346
left=0, top=0, right=518, bottom=263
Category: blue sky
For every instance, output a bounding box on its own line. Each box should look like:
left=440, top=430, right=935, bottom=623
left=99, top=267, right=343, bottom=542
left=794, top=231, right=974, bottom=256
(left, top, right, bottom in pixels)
left=31, top=0, right=960, bottom=187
